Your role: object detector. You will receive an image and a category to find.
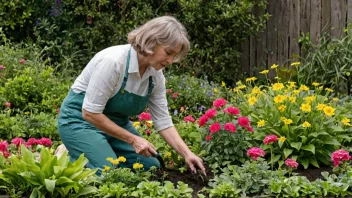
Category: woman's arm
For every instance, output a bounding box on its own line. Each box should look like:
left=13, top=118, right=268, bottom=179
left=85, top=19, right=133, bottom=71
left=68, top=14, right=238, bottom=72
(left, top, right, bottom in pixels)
left=82, top=109, right=157, bottom=157
left=159, top=126, right=206, bottom=175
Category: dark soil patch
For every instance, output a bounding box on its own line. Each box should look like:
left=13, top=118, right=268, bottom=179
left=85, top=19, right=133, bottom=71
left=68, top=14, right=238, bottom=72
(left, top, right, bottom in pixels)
left=294, top=165, right=333, bottom=181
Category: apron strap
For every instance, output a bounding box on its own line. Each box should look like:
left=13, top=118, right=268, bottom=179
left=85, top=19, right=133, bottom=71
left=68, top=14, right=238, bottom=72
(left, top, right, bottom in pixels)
left=147, top=76, right=154, bottom=95
left=120, top=48, right=131, bottom=92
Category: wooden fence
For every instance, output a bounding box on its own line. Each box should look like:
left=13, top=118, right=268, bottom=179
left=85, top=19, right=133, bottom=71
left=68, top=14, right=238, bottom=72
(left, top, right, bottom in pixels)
left=240, top=0, right=352, bottom=77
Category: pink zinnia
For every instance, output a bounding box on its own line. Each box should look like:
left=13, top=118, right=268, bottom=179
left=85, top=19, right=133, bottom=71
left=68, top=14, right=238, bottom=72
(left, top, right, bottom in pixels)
left=0, top=65, right=5, bottom=69
left=285, top=158, right=299, bottom=168
left=223, top=106, right=240, bottom=115
left=37, top=138, right=52, bottom=147
left=0, top=141, right=9, bottom=152
left=198, top=115, right=209, bottom=127
left=263, top=135, right=278, bottom=144
left=2, top=151, right=10, bottom=158
left=331, top=149, right=351, bottom=166
left=213, top=98, right=227, bottom=108
left=224, top=123, right=236, bottom=133
left=5, top=102, right=11, bottom=107
left=184, top=115, right=195, bottom=123
left=206, top=135, right=212, bottom=141
left=145, top=129, right=151, bottom=135
left=245, top=125, right=254, bottom=133
left=247, top=147, right=265, bottom=160
left=209, top=122, right=221, bottom=134
left=172, top=92, right=179, bottom=98
left=238, top=116, right=250, bottom=127
left=204, top=108, right=217, bottom=119
left=26, top=138, right=38, bottom=147
left=139, top=112, right=151, bottom=121
left=19, top=59, right=25, bottom=64
left=167, top=89, right=172, bottom=93
left=11, top=138, right=25, bottom=147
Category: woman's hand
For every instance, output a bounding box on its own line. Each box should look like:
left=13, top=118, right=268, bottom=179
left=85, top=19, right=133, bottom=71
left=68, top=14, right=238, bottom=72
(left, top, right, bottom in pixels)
left=131, top=136, right=157, bottom=157
left=184, top=153, right=206, bottom=176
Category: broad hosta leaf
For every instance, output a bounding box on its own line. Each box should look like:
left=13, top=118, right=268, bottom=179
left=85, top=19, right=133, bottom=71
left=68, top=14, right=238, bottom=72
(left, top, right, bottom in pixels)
left=77, top=186, right=98, bottom=197
left=283, top=148, right=293, bottom=158
left=302, top=144, right=315, bottom=154
left=328, top=126, right=344, bottom=132
left=324, top=139, right=341, bottom=146
left=45, top=179, right=56, bottom=193
left=309, top=158, right=320, bottom=168
left=290, top=142, right=302, bottom=151
left=300, top=158, right=309, bottom=169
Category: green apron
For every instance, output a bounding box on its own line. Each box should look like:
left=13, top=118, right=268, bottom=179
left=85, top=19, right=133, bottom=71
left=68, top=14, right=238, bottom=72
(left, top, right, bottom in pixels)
left=58, top=48, right=160, bottom=174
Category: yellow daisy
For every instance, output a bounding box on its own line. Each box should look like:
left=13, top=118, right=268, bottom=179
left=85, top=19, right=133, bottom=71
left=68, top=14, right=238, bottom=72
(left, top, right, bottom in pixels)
left=257, top=120, right=265, bottom=127
left=302, top=121, right=311, bottom=128
left=323, top=106, right=335, bottom=116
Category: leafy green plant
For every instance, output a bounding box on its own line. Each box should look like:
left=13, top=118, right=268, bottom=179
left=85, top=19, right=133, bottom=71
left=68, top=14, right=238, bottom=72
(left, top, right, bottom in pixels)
left=130, top=181, right=193, bottom=198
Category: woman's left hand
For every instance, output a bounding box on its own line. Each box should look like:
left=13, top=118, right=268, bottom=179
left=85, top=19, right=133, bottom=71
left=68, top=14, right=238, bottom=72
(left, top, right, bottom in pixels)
left=184, top=153, right=206, bottom=176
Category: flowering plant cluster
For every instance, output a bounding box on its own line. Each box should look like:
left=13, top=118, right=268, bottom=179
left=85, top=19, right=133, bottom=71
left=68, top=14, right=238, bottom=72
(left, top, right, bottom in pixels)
left=198, top=98, right=256, bottom=167
left=230, top=65, right=352, bottom=169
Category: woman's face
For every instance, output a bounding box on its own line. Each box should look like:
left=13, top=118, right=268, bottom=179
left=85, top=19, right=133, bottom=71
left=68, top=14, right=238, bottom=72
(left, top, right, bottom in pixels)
left=147, top=44, right=182, bottom=70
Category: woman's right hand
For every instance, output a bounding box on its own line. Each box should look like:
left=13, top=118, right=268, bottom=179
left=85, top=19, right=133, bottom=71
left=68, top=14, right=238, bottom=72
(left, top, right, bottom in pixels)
left=131, top=136, right=157, bottom=157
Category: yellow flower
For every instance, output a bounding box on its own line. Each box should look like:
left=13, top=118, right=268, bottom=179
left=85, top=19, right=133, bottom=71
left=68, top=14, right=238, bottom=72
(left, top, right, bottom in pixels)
left=318, top=86, right=323, bottom=90
left=332, top=98, right=338, bottom=102
left=299, top=85, right=309, bottom=91
left=291, top=62, right=301, bottom=67
left=213, top=88, right=219, bottom=93
left=283, top=119, right=293, bottom=125
left=293, top=90, right=300, bottom=95
left=166, top=152, right=171, bottom=157
left=272, top=83, right=284, bottom=91
left=248, top=97, right=257, bottom=106
left=289, top=96, right=296, bottom=103
left=238, top=85, right=247, bottom=90
left=300, top=103, right=311, bottom=112
left=312, top=82, right=320, bottom=87
left=323, top=106, right=335, bottom=116
left=278, top=136, right=287, bottom=142
left=25, top=111, right=30, bottom=115
left=104, top=166, right=111, bottom=171
left=341, top=118, right=351, bottom=126
left=305, top=96, right=316, bottom=103
left=133, top=163, right=143, bottom=169
left=274, top=95, right=286, bottom=104
left=233, top=88, right=239, bottom=92
left=316, top=103, right=326, bottom=111
left=302, top=121, right=311, bottom=128
left=111, top=159, right=119, bottom=165
left=260, top=70, right=269, bottom=74
left=146, top=121, right=153, bottom=128
left=251, top=87, right=261, bottom=94
left=221, top=81, right=226, bottom=87
left=325, top=88, right=334, bottom=93
left=246, top=77, right=257, bottom=82
left=257, top=120, right=265, bottom=127
left=117, top=156, right=126, bottom=163
left=133, top=122, right=140, bottom=127
left=280, top=117, right=287, bottom=121
left=271, top=64, right=278, bottom=69
left=106, top=157, right=114, bottom=163
left=278, top=105, right=286, bottom=112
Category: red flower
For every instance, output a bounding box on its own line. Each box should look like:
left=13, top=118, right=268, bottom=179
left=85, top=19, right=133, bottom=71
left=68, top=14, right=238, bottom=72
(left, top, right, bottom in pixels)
left=167, top=89, right=172, bottom=93
left=204, top=108, right=217, bottom=119
left=247, top=147, right=265, bottom=160
left=184, top=115, right=195, bottom=123
left=11, top=138, right=25, bottom=147
left=37, top=138, right=52, bottom=147
left=223, top=106, right=240, bottom=115
left=139, top=112, right=151, bottom=121
left=19, top=59, right=25, bottom=64
left=331, top=149, right=351, bottom=166
left=213, top=98, right=227, bottom=108
left=238, top=116, right=250, bottom=127
left=263, top=135, right=278, bottom=144
left=56, top=109, right=60, bottom=113
left=285, top=158, right=299, bottom=168
left=0, top=65, right=5, bottom=69
left=5, top=102, right=11, bottom=107
left=26, top=138, right=38, bottom=147
left=145, top=129, right=151, bottom=136
left=2, top=151, right=10, bottom=158
left=198, top=115, right=209, bottom=127
left=245, top=125, right=254, bottom=133
left=0, top=141, right=9, bottom=152
left=209, top=122, right=221, bottom=134
left=224, top=123, right=236, bottom=133
left=206, top=135, right=212, bottom=141
left=172, top=92, right=179, bottom=98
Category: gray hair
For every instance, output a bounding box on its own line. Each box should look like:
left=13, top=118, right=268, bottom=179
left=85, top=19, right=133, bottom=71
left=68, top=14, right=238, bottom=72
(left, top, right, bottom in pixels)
left=128, top=16, right=190, bottom=62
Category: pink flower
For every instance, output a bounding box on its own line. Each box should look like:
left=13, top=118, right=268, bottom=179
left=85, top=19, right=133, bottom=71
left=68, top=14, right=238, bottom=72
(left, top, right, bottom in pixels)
left=206, top=135, right=212, bottom=141
left=167, top=89, right=172, bottom=93
left=198, top=115, right=209, bottom=127
left=184, top=115, right=195, bottom=123
left=19, top=59, right=25, bottom=64
left=285, top=158, right=299, bottom=168
left=263, top=135, right=278, bottom=144
left=209, top=122, right=221, bottom=134
left=0, top=65, right=5, bottom=69
left=204, top=108, right=217, bottom=119
left=2, top=151, right=10, bottom=158
left=56, top=109, right=60, bottom=113
left=139, top=112, right=151, bottom=121
left=238, top=116, right=250, bottom=127
left=11, top=138, right=25, bottom=147
left=247, top=147, right=265, bottom=160
left=213, top=98, right=227, bottom=108
left=37, top=138, right=52, bottom=147
left=245, top=125, right=254, bottom=133
left=172, top=92, right=179, bottom=98
left=224, top=123, right=236, bottom=133
left=26, top=138, right=38, bottom=147
left=223, top=106, right=240, bottom=115
left=5, top=102, right=11, bottom=107
left=145, top=129, right=151, bottom=135
left=331, top=149, right=351, bottom=166
left=0, top=141, right=9, bottom=152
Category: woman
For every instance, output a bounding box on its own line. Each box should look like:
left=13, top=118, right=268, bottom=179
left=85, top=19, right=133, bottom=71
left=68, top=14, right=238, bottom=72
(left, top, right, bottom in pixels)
left=58, top=16, right=206, bottom=175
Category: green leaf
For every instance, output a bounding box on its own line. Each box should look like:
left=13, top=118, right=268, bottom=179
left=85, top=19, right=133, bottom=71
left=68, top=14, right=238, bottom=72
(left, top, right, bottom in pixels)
left=309, top=158, right=320, bottom=168
left=302, top=144, right=315, bottom=154
left=290, top=142, right=302, bottom=151
left=283, top=148, right=293, bottom=158
left=299, top=136, right=307, bottom=144
left=77, top=186, right=98, bottom=197
left=300, top=158, right=309, bottom=169
left=45, top=179, right=56, bottom=193
left=324, top=139, right=341, bottom=146
left=328, top=126, right=344, bottom=132
left=271, top=154, right=281, bottom=163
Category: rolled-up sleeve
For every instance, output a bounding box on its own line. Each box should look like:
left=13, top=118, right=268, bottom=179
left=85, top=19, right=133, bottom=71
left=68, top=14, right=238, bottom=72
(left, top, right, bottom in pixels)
left=83, top=58, right=121, bottom=113
left=148, top=75, right=173, bottom=131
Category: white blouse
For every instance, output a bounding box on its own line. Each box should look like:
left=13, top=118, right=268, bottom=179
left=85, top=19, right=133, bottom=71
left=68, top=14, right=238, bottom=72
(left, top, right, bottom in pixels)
left=71, top=44, right=173, bottom=131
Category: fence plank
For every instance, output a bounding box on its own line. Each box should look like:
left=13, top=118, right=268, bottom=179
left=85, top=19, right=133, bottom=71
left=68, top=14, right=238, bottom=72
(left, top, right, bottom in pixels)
left=331, top=0, right=345, bottom=37
left=256, top=6, right=267, bottom=73
left=267, top=0, right=278, bottom=68
left=240, top=39, right=250, bottom=75
left=310, top=0, right=322, bottom=44
left=348, top=0, right=352, bottom=25
left=249, top=36, right=256, bottom=77
left=322, top=0, right=331, bottom=34
left=278, top=0, right=289, bottom=67
left=300, top=0, right=311, bottom=58
left=289, top=0, right=300, bottom=60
